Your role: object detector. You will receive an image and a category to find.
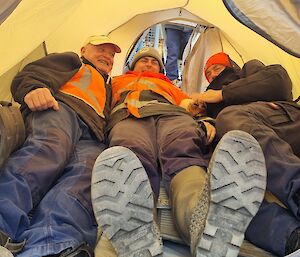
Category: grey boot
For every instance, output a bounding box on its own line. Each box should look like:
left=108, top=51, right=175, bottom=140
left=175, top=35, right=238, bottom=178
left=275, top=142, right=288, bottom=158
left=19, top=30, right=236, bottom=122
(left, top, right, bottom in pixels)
left=91, top=146, right=163, bottom=257
left=196, top=130, right=267, bottom=257
left=169, top=166, right=210, bottom=253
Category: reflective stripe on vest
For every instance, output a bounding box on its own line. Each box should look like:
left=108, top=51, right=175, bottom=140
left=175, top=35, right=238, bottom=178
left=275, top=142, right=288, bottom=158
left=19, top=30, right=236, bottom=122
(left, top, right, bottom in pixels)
left=111, top=100, right=172, bottom=114
left=113, top=77, right=177, bottom=118
left=60, top=64, right=106, bottom=118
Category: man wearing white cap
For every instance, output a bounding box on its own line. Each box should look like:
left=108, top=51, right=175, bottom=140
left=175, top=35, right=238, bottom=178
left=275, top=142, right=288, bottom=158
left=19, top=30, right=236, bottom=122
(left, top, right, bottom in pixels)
left=0, top=35, right=121, bottom=257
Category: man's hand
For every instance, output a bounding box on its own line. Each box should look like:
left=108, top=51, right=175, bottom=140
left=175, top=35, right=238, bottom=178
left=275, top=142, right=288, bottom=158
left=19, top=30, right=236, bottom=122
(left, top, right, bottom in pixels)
left=188, top=99, right=206, bottom=117
left=192, top=89, right=223, bottom=104
left=180, top=99, right=206, bottom=117
left=267, top=102, right=280, bottom=110
left=203, top=121, right=216, bottom=145
left=24, top=88, right=59, bottom=112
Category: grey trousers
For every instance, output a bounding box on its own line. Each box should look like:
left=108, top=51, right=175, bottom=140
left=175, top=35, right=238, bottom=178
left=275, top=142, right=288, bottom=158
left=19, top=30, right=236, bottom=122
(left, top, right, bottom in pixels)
left=109, top=113, right=211, bottom=197
left=216, top=101, right=300, bottom=256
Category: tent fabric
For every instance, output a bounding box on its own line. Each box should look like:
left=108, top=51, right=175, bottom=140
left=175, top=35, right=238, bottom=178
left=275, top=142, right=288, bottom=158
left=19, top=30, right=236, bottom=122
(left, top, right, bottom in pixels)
left=107, top=7, right=207, bottom=76
left=0, top=0, right=81, bottom=77
left=182, top=27, right=225, bottom=94
left=0, top=44, right=46, bottom=103
left=182, top=24, right=249, bottom=95
left=0, top=0, right=21, bottom=25
left=223, top=0, right=300, bottom=57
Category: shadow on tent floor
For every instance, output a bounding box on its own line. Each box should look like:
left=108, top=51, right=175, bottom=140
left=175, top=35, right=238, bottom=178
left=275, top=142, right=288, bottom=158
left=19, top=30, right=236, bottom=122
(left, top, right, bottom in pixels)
left=163, top=239, right=276, bottom=257
left=164, top=240, right=190, bottom=256
left=94, top=238, right=276, bottom=257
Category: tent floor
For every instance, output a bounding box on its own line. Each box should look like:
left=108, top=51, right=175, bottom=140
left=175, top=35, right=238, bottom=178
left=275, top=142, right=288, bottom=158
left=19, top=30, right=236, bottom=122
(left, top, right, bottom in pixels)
left=160, top=225, right=276, bottom=257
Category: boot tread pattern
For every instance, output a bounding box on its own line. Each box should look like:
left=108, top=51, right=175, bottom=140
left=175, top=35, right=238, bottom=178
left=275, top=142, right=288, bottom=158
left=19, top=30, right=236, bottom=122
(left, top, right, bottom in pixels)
left=190, top=176, right=210, bottom=256
left=196, top=130, right=266, bottom=257
left=91, top=146, right=163, bottom=257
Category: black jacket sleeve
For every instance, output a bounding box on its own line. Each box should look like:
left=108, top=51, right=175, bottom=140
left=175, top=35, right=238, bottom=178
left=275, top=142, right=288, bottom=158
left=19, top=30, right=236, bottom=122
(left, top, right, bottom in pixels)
left=11, top=52, right=82, bottom=105
left=222, top=59, right=293, bottom=105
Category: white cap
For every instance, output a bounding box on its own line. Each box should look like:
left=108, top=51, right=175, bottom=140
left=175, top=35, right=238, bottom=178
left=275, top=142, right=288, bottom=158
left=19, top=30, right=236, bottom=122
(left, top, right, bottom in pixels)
left=84, top=35, right=121, bottom=53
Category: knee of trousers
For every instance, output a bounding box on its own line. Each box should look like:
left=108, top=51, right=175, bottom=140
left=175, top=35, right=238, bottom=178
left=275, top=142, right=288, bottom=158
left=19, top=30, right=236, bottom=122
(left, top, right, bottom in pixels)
left=215, top=105, right=252, bottom=137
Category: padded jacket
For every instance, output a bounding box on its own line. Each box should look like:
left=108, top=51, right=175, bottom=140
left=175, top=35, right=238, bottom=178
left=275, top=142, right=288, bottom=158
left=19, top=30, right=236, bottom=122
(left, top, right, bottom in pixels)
left=206, top=59, right=295, bottom=118
left=11, top=52, right=111, bottom=142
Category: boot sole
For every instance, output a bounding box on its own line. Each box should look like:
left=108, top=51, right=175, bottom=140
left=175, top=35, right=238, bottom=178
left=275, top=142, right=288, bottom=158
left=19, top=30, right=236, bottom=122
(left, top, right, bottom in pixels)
left=91, top=146, right=163, bottom=257
left=195, top=130, right=267, bottom=257
left=0, top=246, right=13, bottom=257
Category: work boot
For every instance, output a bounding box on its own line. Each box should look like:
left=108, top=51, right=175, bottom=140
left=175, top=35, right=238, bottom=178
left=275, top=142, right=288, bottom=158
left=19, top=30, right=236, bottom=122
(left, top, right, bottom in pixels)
left=0, top=101, right=25, bottom=168
left=292, top=190, right=300, bottom=218
left=286, top=228, right=300, bottom=255
left=0, top=230, right=25, bottom=256
left=44, top=242, right=92, bottom=257
left=196, top=130, right=267, bottom=257
left=169, top=165, right=210, bottom=250
left=91, top=146, right=163, bottom=257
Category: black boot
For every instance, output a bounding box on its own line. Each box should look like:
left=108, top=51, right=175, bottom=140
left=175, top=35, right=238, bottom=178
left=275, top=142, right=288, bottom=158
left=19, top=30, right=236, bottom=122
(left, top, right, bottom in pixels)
left=286, top=228, right=300, bottom=255
left=44, top=242, right=93, bottom=257
left=293, top=190, right=300, bottom=218
left=0, top=229, right=25, bottom=255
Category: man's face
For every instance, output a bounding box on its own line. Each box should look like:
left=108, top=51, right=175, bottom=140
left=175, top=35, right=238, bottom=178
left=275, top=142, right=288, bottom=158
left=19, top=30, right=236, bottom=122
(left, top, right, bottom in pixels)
left=133, top=56, right=160, bottom=73
left=81, top=43, right=116, bottom=74
left=205, top=64, right=226, bottom=83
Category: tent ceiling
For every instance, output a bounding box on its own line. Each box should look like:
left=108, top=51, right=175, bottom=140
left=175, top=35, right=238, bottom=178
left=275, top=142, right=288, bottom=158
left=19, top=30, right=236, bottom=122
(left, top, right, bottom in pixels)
left=0, top=0, right=187, bottom=76
left=0, top=0, right=21, bottom=24
left=0, top=43, right=46, bottom=103
left=223, top=0, right=300, bottom=57
left=0, top=0, right=81, bottom=76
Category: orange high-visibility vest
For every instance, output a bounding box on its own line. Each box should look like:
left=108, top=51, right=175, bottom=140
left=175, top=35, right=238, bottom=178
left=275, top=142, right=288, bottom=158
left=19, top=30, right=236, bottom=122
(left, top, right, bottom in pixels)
left=112, top=71, right=189, bottom=118
left=60, top=64, right=106, bottom=118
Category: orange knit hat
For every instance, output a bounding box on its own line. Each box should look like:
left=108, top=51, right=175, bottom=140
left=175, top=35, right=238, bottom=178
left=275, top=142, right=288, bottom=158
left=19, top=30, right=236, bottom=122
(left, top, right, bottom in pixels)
left=204, top=52, right=231, bottom=81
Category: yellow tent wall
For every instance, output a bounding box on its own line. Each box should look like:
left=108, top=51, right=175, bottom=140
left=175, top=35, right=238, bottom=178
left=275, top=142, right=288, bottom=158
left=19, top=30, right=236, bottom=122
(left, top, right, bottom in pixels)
left=1, top=0, right=300, bottom=99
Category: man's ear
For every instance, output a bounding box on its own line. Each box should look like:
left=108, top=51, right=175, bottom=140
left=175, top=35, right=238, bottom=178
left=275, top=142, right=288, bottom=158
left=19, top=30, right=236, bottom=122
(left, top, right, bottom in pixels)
left=80, top=46, right=86, bottom=55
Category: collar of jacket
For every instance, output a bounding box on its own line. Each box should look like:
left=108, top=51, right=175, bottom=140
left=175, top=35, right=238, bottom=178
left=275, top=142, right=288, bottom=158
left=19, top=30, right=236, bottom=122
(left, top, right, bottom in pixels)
left=125, top=70, right=172, bottom=83
left=81, top=56, right=109, bottom=82
left=208, top=67, right=240, bottom=90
